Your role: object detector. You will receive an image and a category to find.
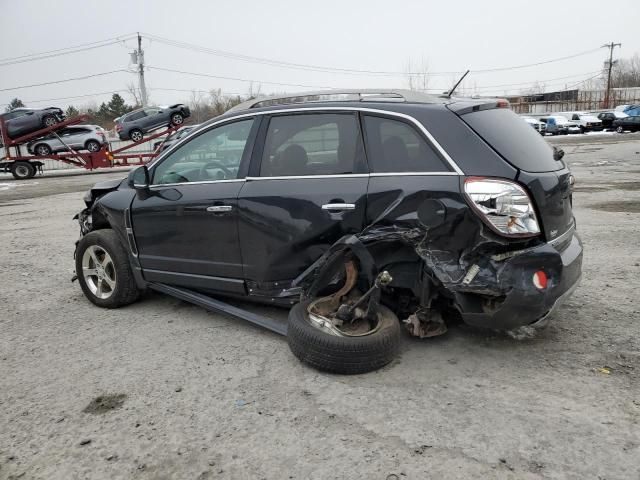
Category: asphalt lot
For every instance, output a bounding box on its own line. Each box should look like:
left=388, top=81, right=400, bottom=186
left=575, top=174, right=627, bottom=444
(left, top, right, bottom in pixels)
left=1, top=134, right=639, bottom=479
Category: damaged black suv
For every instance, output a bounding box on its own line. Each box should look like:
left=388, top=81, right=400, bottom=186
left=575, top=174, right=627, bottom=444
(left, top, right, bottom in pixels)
left=74, top=90, right=582, bottom=374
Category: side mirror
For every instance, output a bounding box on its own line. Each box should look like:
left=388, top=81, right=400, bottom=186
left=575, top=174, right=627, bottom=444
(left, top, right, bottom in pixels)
left=128, top=165, right=150, bottom=189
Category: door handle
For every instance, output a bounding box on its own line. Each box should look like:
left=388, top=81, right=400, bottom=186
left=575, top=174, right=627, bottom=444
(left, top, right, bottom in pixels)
left=206, top=205, right=233, bottom=213
left=321, top=203, right=356, bottom=211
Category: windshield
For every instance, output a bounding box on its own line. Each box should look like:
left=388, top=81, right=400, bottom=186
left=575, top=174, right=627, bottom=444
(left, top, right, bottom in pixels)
left=462, top=108, right=563, bottom=173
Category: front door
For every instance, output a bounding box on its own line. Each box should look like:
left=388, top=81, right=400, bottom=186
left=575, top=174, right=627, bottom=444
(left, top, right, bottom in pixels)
left=131, top=117, right=257, bottom=293
left=238, top=112, right=369, bottom=286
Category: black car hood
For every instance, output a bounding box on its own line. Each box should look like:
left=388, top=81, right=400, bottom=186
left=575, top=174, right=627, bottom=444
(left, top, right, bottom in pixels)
left=84, top=177, right=125, bottom=207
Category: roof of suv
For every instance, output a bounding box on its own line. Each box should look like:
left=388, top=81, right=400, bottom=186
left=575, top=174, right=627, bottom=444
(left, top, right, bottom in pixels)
left=228, top=89, right=452, bottom=113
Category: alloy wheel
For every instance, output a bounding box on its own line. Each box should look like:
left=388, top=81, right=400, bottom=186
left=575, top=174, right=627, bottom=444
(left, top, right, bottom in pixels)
left=82, top=245, right=117, bottom=299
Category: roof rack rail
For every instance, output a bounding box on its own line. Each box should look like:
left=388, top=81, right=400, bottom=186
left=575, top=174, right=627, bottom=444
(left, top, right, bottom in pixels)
left=228, top=89, right=448, bottom=113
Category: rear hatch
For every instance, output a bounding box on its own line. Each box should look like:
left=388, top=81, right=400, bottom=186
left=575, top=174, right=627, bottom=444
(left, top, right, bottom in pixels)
left=453, top=105, right=574, bottom=242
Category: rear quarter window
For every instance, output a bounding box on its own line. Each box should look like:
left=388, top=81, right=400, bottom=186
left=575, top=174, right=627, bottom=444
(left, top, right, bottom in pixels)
left=461, top=108, right=562, bottom=172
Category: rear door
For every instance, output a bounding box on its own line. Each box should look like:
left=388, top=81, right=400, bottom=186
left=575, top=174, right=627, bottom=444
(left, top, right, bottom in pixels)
left=237, top=111, right=369, bottom=286
left=361, top=112, right=460, bottom=236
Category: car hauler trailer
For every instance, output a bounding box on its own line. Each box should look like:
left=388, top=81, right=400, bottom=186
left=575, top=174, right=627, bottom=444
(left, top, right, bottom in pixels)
left=0, top=114, right=181, bottom=180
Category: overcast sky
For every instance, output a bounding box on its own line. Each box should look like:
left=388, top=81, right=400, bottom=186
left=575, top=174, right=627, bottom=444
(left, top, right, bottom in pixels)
left=1, top=0, right=638, bottom=110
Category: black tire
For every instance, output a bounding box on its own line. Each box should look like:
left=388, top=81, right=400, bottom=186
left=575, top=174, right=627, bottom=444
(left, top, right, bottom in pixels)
left=170, top=112, right=184, bottom=126
left=616, top=126, right=624, bottom=133
left=75, top=229, right=140, bottom=308
left=129, top=129, right=144, bottom=142
left=34, top=143, right=52, bottom=156
left=42, top=115, right=57, bottom=128
left=85, top=140, right=101, bottom=152
left=580, top=126, right=586, bottom=134
left=10, top=161, right=35, bottom=180
left=287, top=299, right=401, bottom=374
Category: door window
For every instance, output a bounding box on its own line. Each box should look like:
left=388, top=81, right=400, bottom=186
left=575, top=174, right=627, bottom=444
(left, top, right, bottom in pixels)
left=152, top=119, right=254, bottom=185
left=363, top=115, right=450, bottom=173
left=126, top=111, right=146, bottom=122
left=260, top=113, right=361, bottom=176
left=144, top=107, right=161, bottom=116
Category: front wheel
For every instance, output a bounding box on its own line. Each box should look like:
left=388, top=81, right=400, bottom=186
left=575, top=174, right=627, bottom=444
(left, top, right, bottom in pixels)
left=170, top=113, right=184, bottom=126
left=287, top=299, right=401, bottom=374
left=10, top=161, right=36, bottom=180
left=34, top=143, right=52, bottom=156
left=616, top=126, right=624, bottom=133
left=75, top=229, right=140, bottom=308
left=42, top=115, right=58, bottom=128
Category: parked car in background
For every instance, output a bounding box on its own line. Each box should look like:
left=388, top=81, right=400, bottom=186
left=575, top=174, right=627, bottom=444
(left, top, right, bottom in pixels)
left=564, top=112, right=603, bottom=133
left=27, top=125, right=108, bottom=156
left=597, top=111, right=629, bottom=130
left=115, top=105, right=191, bottom=142
left=74, top=90, right=582, bottom=374
left=152, top=124, right=200, bottom=151
left=0, top=107, right=65, bottom=139
left=522, top=116, right=546, bottom=135
left=612, top=116, right=640, bottom=133
left=540, top=115, right=579, bottom=135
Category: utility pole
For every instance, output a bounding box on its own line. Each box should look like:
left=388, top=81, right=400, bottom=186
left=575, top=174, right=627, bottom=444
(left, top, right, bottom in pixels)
left=137, top=32, right=148, bottom=107
left=602, top=42, right=621, bottom=109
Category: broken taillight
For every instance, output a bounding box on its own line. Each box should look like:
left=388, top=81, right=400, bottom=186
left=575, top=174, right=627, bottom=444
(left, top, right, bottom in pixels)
left=464, top=177, right=541, bottom=237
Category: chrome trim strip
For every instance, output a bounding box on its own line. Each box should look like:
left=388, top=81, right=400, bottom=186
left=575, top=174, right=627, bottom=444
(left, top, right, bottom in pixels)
left=148, top=179, right=245, bottom=189
left=549, top=223, right=576, bottom=247
left=146, top=106, right=465, bottom=175
left=369, top=172, right=459, bottom=177
left=246, top=174, right=369, bottom=181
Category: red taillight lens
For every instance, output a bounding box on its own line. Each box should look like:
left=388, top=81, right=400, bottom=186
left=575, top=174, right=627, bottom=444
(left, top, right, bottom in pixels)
left=533, top=271, right=547, bottom=289
left=115, top=124, right=122, bottom=132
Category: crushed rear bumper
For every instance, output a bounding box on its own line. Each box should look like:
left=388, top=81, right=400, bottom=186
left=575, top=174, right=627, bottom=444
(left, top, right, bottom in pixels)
left=455, top=230, right=583, bottom=330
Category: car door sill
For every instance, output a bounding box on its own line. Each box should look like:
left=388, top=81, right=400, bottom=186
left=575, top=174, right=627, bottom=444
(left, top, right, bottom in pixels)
left=149, top=283, right=288, bottom=336
left=143, top=268, right=246, bottom=294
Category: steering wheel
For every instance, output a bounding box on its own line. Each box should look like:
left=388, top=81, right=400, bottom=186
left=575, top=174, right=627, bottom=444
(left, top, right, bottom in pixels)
left=199, top=161, right=233, bottom=180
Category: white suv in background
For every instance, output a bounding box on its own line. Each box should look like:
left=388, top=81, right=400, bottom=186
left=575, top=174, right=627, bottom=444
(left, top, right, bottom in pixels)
left=563, top=112, right=603, bottom=133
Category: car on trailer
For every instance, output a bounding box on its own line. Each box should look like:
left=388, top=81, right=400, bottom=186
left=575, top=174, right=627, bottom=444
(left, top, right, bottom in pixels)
left=26, top=125, right=108, bottom=156
left=115, top=105, right=191, bottom=141
left=73, top=90, right=583, bottom=374
left=0, top=107, right=64, bottom=139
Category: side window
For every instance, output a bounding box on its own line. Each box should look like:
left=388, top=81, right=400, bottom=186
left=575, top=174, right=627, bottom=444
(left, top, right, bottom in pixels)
left=126, top=111, right=146, bottom=122
left=260, top=113, right=360, bottom=177
left=152, top=118, right=254, bottom=185
left=363, top=115, right=450, bottom=173
left=144, top=107, right=161, bottom=116
left=572, top=114, right=580, bottom=120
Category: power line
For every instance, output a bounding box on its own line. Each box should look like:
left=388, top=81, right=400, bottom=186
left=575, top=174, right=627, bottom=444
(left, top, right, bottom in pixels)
left=147, top=65, right=333, bottom=89
left=142, top=32, right=603, bottom=77
left=0, top=89, right=130, bottom=107
left=0, top=70, right=130, bottom=92
left=0, top=34, right=137, bottom=67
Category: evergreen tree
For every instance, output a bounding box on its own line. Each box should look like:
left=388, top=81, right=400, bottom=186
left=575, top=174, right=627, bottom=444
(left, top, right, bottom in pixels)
left=5, top=98, right=25, bottom=112
left=65, top=105, right=80, bottom=118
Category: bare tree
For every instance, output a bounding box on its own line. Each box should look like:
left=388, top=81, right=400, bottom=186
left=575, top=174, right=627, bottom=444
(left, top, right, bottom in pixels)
left=127, top=82, right=142, bottom=107
left=611, top=53, right=640, bottom=88
left=246, top=82, right=262, bottom=100
left=188, top=90, right=210, bottom=123
left=209, top=89, right=244, bottom=116
left=404, top=57, right=430, bottom=91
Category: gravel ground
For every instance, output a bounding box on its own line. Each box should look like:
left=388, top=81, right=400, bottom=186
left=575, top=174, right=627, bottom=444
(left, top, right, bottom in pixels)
left=1, top=135, right=639, bottom=480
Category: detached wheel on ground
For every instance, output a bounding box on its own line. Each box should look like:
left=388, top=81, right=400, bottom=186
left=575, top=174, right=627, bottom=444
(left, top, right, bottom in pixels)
left=170, top=113, right=184, bottom=126
left=129, top=129, right=144, bottom=142
left=10, top=161, right=36, bottom=180
left=75, top=229, right=140, bottom=308
left=287, top=299, right=401, bottom=374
